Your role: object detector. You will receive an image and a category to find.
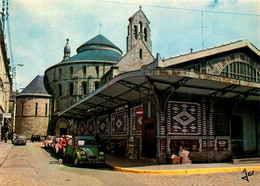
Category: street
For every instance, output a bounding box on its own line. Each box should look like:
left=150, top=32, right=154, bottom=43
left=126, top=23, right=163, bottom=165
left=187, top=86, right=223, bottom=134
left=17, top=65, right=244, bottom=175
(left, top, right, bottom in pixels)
left=0, top=142, right=259, bottom=186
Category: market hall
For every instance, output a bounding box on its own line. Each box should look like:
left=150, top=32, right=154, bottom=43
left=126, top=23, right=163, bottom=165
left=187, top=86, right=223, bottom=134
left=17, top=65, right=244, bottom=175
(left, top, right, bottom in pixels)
left=58, top=39, right=260, bottom=163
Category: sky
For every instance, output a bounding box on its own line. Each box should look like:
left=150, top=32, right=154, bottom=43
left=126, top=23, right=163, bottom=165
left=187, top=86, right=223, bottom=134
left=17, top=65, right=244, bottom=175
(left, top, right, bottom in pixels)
left=4, top=0, right=260, bottom=91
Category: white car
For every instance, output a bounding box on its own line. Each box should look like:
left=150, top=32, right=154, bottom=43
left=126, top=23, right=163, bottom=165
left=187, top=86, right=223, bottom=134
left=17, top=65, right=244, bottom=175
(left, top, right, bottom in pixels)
left=43, top=135, right=55, bottom=148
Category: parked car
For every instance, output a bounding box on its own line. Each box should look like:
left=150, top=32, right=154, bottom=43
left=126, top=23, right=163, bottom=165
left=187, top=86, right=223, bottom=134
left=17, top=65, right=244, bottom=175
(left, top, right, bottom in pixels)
left=31, top=135, right=41, bottom=142
left=43, top=135, right=55, bottom=148
left=64, top=136, right=105, bottom=166
left=51, top=136, right=63, bottom=153
left=13, top=134, right=26, bottom=145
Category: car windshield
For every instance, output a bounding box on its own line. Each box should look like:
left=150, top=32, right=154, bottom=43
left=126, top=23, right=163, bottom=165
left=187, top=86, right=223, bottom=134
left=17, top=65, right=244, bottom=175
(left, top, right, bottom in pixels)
left=77, top=139, right=96, bottom=146
left=16, top=135, right=26, bottom=139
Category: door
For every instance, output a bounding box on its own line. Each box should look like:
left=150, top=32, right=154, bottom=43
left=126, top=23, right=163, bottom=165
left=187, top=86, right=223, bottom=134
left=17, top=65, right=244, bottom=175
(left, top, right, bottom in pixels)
left=231, top=116, right=243, bottom=152
left=60, top=128, right=67, bottom=136
left=142, top=119, right=157, bottom=158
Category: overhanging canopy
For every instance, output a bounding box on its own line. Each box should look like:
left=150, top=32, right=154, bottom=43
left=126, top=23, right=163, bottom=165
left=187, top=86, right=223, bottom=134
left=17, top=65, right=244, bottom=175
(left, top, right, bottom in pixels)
left=58, top=68, right=260, bottom=119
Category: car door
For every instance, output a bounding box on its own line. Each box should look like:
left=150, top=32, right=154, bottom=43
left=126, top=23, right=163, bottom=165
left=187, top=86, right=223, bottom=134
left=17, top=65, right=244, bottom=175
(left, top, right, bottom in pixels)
left=66, top=139, right=74, bottom=157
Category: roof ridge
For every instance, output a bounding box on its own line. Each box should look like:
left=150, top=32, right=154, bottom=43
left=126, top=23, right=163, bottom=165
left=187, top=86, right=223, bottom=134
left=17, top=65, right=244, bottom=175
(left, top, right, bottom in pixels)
left=166, top=39, right=245, bottom=61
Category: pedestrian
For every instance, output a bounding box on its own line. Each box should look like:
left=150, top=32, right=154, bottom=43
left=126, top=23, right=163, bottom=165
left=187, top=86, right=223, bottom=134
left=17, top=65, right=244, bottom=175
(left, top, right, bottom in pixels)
left=31, top=133, right=34, bottom=143
left=59, top=137, right=67, bottom=164
left=4, top=132, right=8, bottom=143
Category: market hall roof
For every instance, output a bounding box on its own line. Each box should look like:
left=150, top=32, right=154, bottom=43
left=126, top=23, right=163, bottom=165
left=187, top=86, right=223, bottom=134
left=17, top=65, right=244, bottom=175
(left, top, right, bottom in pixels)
left=58, top=68, right=260, bottom=119
left=17, top=75, right=51, bottom=97
left=157, top=40, right=260, bottom=68
left=61, top=34, right=122, bottom=64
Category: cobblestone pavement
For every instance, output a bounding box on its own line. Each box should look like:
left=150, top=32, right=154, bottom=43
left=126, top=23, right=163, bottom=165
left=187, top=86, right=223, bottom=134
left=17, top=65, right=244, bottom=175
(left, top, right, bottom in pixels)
left=0, top=142, right=259, bottom=186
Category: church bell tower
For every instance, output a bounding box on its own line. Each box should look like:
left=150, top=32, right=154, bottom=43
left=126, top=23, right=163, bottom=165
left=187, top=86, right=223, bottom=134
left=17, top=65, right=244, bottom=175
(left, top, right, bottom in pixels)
left=126, top=6, right=152, bottom=53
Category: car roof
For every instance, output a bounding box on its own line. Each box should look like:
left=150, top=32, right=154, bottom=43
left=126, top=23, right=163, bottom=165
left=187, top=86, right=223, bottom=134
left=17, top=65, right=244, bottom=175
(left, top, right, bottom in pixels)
left=74, top=136, right=96, bottom=140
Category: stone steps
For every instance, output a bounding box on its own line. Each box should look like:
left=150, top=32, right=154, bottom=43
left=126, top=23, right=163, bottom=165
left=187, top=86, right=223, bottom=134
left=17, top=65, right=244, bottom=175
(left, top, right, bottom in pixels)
left=233, top=158, right=260, bottom=164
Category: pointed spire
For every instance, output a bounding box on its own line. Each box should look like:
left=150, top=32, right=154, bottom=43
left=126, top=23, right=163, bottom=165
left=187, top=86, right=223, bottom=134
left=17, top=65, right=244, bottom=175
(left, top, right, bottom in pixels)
left=99, top=23, right=102, bottom=35
left=63, top=38, right=71, bottom=61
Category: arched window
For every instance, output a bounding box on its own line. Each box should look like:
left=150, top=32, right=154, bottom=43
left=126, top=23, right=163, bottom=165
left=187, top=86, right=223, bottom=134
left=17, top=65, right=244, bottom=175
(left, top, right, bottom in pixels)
left=70, top=67, right=73, bottom=75
left=35, top=103, right=38, bottom=116
left=21, top=103, right=24, bottom=116
left=59, top=84, right=62, bottom=96
left=144, top=28, right=147, bottom=42
left=134, top=25, right=138, bottom=39
left=45, top=103, right=48, bottom=116
left=95, top=82, right=99, bottom=90
left=139, top=21, right=143, bottom=33
left=69, top=83, right=73, bottom=95
left=83, top=66, right=86, bottom=76
left=96, top=66, right=99, bottom=78
left=139, top=48, right=143, bottom=60
left=59, top=68, right=62, bottom=79
left=220, top=62, right=260, bottom=82
left=82, top=82, right=87, bottom=95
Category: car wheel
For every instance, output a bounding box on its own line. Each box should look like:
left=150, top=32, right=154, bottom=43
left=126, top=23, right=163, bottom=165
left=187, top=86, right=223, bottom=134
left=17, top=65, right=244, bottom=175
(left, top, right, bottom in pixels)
left=74, top=156, right=79, bottom=167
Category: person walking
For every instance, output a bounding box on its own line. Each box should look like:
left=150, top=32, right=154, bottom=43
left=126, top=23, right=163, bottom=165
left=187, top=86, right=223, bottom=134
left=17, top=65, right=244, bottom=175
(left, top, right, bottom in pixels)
left=59, top=137, right=67, bottom=164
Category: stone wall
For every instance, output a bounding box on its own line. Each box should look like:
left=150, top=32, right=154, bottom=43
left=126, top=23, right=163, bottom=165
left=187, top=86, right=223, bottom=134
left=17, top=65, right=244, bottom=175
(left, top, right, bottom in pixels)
left=45, top=62, right=113, bottom=112
left=15, top=96, right=50, bottom=139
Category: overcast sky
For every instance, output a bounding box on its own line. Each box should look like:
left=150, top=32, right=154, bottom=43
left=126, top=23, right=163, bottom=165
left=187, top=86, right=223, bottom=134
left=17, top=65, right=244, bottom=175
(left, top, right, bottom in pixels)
left=6, top=0, right=260, bottom=90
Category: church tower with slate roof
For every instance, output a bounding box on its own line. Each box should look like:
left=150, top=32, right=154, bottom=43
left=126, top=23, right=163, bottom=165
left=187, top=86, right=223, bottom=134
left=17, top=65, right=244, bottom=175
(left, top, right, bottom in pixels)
left=126, top=5, right=152, bottom=53
left=15, top=75, right=51, bottom=139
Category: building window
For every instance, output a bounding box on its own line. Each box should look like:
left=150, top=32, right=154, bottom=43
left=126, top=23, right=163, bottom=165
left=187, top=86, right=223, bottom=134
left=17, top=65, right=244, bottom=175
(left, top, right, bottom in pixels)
left=59, top=68, right=62, bottom=79
left=139, top=21, right=142, bottom=34
left=35, top=103, right=38, bottom=116
left=83, top=66, right=86, bottom=76
left=220, top=62, right=259, bottom=82
left=144, top=28, right=147, bottom=42
left=95, top=82, right=99, bottom=90
left=96, top=66, right=99, bottom=78
left=134, top=25, right=138, bottom=39
left=54, top=68, right=56, bottom=80
left=59, top=84, right=62, bottom=96
left=82, top=82, right=87, bottom=95
left=70, top=67, right=73, bottom=75
left=45, top=103, right=48, bottom=116
left=139, top=48, right=143, bottom=60
left=21, top=103, right=24, bottom=116
left=69, top=83, right=73, bottom=95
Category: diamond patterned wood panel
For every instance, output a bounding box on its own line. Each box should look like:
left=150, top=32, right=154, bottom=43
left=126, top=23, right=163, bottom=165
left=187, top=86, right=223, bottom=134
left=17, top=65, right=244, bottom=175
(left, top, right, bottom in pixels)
left=131, top=106, right=142, bottom=136
left=78, top=121, right=86, bottom=136
left=86, top=118, right=95, bottom=136
left=97, top=115, right=109, bottom=136
left=168, top=101, right=201, bottom=135
left=111, top=109, right=128, bottom=136
left=217, top=139, right=228, bottom=151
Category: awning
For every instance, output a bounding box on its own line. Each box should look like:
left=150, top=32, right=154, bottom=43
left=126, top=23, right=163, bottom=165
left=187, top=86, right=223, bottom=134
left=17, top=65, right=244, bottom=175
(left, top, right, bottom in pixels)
left=58, top=68, right=260, bottom=119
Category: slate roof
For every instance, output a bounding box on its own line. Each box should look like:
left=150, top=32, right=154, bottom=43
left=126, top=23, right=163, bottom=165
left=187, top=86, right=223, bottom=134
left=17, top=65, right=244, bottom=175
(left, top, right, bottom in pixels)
left=62, top=34, right=122, bottom=64
left=17, top=75, right=51, bottom=97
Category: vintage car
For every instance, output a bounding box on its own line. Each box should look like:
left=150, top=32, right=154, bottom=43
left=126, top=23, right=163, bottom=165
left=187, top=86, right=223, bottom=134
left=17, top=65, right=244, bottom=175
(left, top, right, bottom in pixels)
left=43, top=135, right=55, bottom=148
left=64, top=136, right=105, bottom=166
left=31, top=135, right=41, bottom=142
left=13, top=134, right=26, bottom=145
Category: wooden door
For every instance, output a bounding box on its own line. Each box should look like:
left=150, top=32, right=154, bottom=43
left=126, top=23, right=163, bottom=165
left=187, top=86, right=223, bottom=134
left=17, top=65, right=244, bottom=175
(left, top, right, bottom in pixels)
left=142, top=119, right=157, bottom=158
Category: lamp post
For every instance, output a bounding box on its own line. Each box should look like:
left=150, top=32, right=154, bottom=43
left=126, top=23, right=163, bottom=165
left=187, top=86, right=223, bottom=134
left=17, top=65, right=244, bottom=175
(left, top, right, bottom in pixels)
left=12, top=64, right=24, bottom=91
left=11, top=63, right=24, bottom=137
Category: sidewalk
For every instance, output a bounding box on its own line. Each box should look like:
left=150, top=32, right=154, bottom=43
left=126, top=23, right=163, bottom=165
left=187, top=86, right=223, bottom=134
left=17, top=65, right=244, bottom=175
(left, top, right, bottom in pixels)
left=0, top=141, right=13, bottom=167
left=105, top=154, right=260, bottom=175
